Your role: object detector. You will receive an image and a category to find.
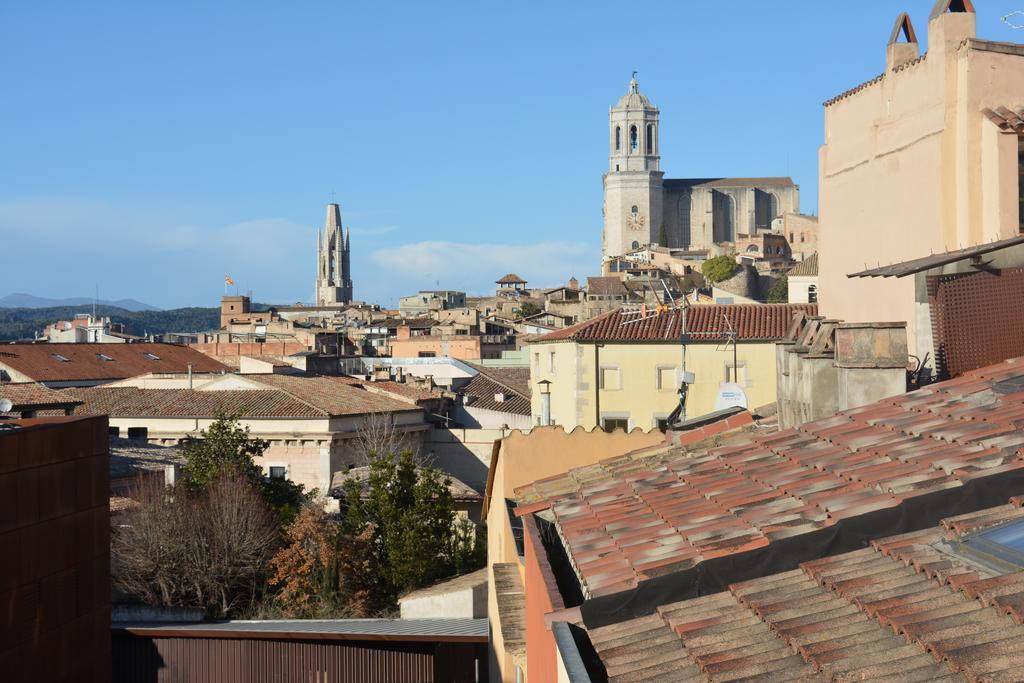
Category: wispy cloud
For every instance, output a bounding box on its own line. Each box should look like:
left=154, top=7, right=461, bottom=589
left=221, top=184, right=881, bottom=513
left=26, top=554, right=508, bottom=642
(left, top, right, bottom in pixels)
left=1, top=198, right=603, bottom=308
left=364, top=239, right=598, bottom=302
left=0, top=197, right=315, bottom=307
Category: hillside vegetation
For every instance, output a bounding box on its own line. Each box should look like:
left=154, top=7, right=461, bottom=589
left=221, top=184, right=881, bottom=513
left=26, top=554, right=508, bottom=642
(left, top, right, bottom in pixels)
left=0, top=305, right=221, bottom=340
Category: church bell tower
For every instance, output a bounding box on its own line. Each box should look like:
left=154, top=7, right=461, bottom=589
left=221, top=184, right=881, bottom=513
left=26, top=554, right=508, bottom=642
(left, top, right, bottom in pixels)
left=602, top=74, right=664, bottom=262
left=316, top=203, right=353, bottom=306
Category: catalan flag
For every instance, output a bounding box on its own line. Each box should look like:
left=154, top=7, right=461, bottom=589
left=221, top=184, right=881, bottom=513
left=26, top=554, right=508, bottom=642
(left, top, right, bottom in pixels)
left=225, top=274, right=234, bottom=286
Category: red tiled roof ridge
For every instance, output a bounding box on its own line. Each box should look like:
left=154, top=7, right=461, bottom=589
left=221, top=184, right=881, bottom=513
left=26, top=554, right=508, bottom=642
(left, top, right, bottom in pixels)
left=532, top=304, right=816, bottom=344
left=0, top=342, right=229, bottom=383
left=245, top=374, right=419, bottom=415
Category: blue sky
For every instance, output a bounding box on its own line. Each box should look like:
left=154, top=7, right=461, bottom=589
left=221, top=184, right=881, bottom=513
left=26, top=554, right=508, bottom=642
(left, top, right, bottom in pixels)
left=2, top=1, right=1021, bottom=309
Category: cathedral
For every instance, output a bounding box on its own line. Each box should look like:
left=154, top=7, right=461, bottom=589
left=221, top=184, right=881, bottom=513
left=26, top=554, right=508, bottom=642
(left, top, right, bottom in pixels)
left=602, top=76, right=800, bottom=261
left=316, top=203, right=353, bottom=305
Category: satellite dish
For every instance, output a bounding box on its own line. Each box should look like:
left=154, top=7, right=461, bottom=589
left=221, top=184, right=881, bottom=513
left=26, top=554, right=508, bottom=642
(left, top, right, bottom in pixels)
left=714, top=382, right=748, bottom=411
left=0, top=399, right=13, bottom=413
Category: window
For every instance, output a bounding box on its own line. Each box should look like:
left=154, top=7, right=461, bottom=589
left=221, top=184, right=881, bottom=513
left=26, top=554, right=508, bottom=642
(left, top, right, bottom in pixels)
left=629, top=125, right=638, bottom=151
left=50, top=353, right=70, bottom=362
left=108, top=426, right=120, bottom=438
left=631, top=205, right=638, bottom=218
left=143, top=352, right=161, bottom=361
left=601, top=417, right=629, bottom=432
left=268, top=466, right=287, bottom=480
left=632, top=240, right=640, bottom=250
left=418, top=351, right=436, bottom=358
left=533, top=352, right=540, bottom=371
left=96, top=353, right=114, bottom=362
left=959, top=518, right=1024, bottom=572
left=725, top=361, right=748, bottom=387
left=548, top=351, right=556, bottom=372
left=615, top=126, right=621, bottom=151
left=127, top=427, right=148, bottom=441
left=599, top=365, right=622, bottom=391
left=656, top=366, right=678, bottom=391
left=646, top=124, right=653, bottom=153
left=808, top=284, right=818, bottom=304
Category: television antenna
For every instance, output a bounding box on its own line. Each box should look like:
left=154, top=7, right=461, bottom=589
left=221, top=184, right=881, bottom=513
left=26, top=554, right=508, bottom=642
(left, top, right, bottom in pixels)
left=617, top=277, right=698, bottom=424
left=1003, top=10, right=1024, bottom=29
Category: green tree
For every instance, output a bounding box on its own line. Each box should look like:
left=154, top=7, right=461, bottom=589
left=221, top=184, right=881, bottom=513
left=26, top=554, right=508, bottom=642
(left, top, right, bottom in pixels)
left=767, top=276, right=789, bottom=303
left=517, top=301, right=542, bottom=318
left=701, top=255, right=740, bottom=284
left=183, top=412, right=306, bottom=522
left=340, top=451, right=482, bottom=613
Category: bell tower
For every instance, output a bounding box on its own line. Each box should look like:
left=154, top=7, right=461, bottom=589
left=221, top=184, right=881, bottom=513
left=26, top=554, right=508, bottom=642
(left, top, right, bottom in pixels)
left=602, top=74, right=664, bottom=262
left=316, top=203, right=353, bottom=306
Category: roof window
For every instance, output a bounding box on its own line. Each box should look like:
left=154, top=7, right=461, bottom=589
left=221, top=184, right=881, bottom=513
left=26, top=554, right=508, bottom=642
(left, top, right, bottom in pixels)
left=143, top=352, right=161, bottom=360
left=958, top=519, right=1024, bottom=572
left=51, top=353, right=71, bottom=362
left=97, top=353, right=114, bottom=362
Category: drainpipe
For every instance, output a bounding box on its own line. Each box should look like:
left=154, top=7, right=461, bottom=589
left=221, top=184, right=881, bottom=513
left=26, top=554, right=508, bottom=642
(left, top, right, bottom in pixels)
left=594, top=343, right=604, bottom=430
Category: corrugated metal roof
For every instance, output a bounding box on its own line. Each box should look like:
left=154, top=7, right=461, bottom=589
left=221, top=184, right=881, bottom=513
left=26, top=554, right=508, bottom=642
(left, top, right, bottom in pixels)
left=847, top=235, right=1024, bottom=279
left=534, top=304, right=817, bottom=344
left=115, top=618, right=487, bottom=641
left=515, top=355, right=1024, bottom=599
left=588, top=500, right=1024, bottom=682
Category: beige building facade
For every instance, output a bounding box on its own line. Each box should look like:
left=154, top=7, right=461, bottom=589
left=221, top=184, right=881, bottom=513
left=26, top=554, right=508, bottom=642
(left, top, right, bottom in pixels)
left=818, top=4, right=1024, bottom=361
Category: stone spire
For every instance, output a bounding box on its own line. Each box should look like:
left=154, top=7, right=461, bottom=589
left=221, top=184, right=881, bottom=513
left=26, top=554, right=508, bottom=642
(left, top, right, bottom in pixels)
left=315, top=203, right=353, bottom=306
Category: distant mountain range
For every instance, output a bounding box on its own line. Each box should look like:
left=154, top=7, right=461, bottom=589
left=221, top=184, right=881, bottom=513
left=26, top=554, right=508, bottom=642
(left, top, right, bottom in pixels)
left=0, top=292, right=161, bottom=311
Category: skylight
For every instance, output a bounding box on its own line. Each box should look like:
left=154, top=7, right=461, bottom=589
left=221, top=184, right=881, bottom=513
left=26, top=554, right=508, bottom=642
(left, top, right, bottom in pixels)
left=958, top=519, right=1024, bottom=573
left=96, top=353, right=114, bottom=362
left=50, top=353, right=70, bottom=362
left=143, top=353, right=161, bottom=360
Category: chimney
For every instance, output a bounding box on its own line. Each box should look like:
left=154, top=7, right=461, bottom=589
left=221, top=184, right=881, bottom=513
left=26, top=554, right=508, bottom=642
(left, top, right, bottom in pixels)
left=494, top=392, right=506, bottom=403
left=886, top=12, right=919, bottom=71
left=927, top=0, right=976, bottom=56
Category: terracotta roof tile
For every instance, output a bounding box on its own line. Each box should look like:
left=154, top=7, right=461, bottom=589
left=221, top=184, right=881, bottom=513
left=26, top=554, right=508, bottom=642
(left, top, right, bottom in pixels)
left=0, top=343, right=228, bottom=383
left=516, top=356, right=1024, bottom=599
left=0, top=381, right=82, bottom=411
left=787, top=253, right=818, bottom=277
left=534, top=304, right=817, bottom=344
left=72, top=386, right=326, bottom=418
left=590, top=503, right=1024, bottom=681
left=71, top=374, right=422, bottom=419
left=458, top=366, right=531, bottom=416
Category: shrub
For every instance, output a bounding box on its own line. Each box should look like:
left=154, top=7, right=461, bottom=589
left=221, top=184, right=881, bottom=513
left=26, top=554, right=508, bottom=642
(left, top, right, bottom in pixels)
left=701, top=255, right=740, bottom=283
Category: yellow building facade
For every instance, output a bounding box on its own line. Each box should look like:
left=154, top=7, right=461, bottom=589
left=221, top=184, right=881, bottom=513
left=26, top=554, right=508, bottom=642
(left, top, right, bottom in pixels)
left=527, top=304, right=814, bottom=431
